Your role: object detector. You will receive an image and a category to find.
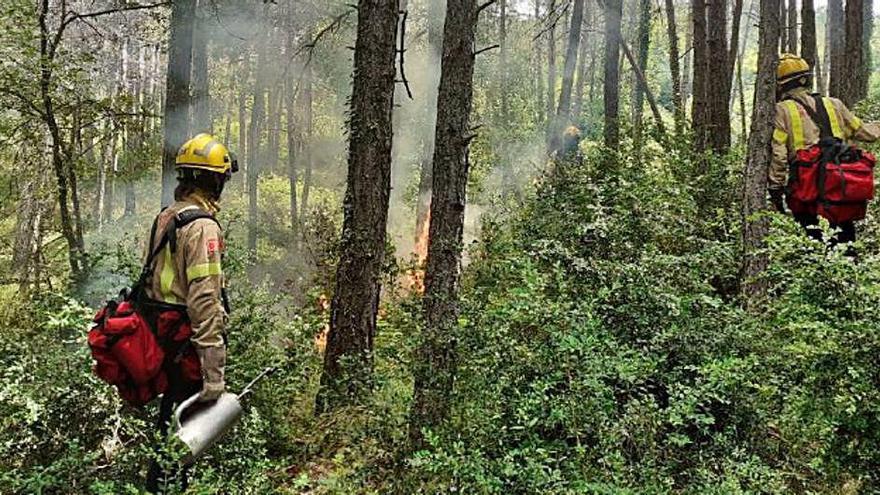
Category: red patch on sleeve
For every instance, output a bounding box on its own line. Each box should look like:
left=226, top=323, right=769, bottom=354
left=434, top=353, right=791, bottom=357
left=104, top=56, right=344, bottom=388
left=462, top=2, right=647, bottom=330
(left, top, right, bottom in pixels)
left=206, top=238, right=219, bottom=255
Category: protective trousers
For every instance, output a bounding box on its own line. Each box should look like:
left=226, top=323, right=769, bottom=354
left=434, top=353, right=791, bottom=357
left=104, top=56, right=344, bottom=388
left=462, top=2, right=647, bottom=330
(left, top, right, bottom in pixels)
left=145, top=367, right=200, bottom=494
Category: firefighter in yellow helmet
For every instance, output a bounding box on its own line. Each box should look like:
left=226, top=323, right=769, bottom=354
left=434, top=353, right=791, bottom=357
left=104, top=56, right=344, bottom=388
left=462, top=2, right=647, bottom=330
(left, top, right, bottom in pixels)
left=770, top=54, right=880, bottom=244
left=144, top=134, right=237, bottom=492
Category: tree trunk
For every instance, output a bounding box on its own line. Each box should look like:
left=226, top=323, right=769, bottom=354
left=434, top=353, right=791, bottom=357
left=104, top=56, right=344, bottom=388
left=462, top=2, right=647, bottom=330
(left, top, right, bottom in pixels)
left=800, top=0, right=818, bottom=81
left=409, top=0, right=479, bottom=450
left=860, top=0, right=872, bottom=101
left=603, top=0, right=623, bottom=149
left=191, top=0, right=211, bottom=134
left=316, top=0, right=399, bottom=413
left=300, top=60, right=314, bottom=217
left=665, top=0, right=684, bottom=133
left=780, top=0, right=788, bottom=50
left=549, top=0, right=586, bottom=153
left=248, top=22, right=269, bottom=255
left=631, top=0, right=652, bottom=150
left=691, top=0, right=709, bottom=149
left=741, top=0, right=780, bottom=302
left=620, top=39, right=666, bottom=136
left=788, top=0, right=798, bottom=52
left=535, top=0, right=545, bottom=122
left=161, top=0, right=195, bottom=206
left=414, top=0, right=444, bottom=259
left=682, top=5, right=693, bottom=104
left=827, top=0, right=845, bottom=97
left=839, top=0, right=865, bottom=106
left=572, top=3, right=592, bottom=121
left=237, top=52, right=249, bottom=187
left=546, top=0, right=557, bottom=122
left=38, top=0, right=83, bottom=279
left=286, top=12, right=298, bottom=242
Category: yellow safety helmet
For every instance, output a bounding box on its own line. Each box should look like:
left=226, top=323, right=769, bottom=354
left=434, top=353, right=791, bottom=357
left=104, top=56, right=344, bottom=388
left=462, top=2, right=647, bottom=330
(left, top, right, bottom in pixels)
left=563, top=126, right=582, bottom=140
left=777, top=53, right=811, bottom=84
left=175, top=133, right=238, bottom=176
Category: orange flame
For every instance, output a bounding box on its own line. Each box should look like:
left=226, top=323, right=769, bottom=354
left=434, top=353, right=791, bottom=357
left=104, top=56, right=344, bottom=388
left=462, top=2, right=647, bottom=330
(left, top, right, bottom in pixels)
left=407, top=209, right=431, bottom=294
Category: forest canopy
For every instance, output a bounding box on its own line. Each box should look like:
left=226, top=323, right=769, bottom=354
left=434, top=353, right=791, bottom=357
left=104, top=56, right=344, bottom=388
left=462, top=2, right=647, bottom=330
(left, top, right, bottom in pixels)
left=1, top=0, right=880, bottom=493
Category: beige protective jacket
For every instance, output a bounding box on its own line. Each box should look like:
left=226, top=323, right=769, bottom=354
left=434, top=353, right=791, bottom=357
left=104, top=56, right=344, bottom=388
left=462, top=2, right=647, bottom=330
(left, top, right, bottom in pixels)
left=770, top=87, right=880, bottom=190
left=144, top=193, right=227, bottom=349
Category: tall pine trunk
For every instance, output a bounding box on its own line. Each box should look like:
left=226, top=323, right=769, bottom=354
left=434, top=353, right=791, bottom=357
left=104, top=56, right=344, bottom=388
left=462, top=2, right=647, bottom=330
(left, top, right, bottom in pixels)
left=827, top=0, right=845, bottom=97
left=161, top=0, right=195, bottom=206
left=741, top=0, right=780, bottom=302
left=317, top=0, right=399, bottom=413
left=603, top=0, right=623, bottom=149
left=801, top=0, right=818, bottom=88
left=572, top=3, right=592, bottom=121
left=665, top=0, right=684, bottom=133
left=248, top=16, right=269, bottom=255
left=550, top=0, right=586, bottom=152
left=632, top=0, right=652, bottom=150
left=410, top=0, right=479, bottom=450
left=191, top=1, right=211, bottom=134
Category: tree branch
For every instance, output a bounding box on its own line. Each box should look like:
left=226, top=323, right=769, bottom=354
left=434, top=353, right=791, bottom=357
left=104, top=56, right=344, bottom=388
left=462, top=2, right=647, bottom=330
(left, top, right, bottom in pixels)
left=473, top=44, right=500, bottom=57
left=478, top=0, right=499, bottom=14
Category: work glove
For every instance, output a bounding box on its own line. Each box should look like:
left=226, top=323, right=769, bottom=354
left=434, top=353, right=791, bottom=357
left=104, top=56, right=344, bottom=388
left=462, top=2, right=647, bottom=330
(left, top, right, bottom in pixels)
left=768, top=188, right=786, bottom=214
left=196, top=346, right=226, bottom=402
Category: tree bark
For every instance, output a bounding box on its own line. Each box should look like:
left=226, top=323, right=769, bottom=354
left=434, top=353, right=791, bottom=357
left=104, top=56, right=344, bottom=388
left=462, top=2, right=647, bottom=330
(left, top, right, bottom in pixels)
left=788, top=0, right=798, bottom=52
left=741, top=0, right=780, bottom=302
left=839, top=0, right=865, bottom=106
left=317, top=0, right=399, bottom=413
left=800, top=0, right=818, bottom=81
left=161, top=0, right=195, bottom=206
left=603, top=0, right=623, bottom=149
left=827, top=0, right=845, bottom=98
left=191, top=0, right=211, bottom=134
left=38, top=0, right=84, bottom=279
left=860, top=0, right=873, bottom=101
left=572, top=3, right=592, bottom=121
left=665, top=0, right=684, bottom=133
left=409, top=0, right=479, bottom=450
left=549, top=0, right=585, bottom=153
left=286, top=11, right=298, bottom=242
left=682, top=5, right=693, bottom=104
left=546, top=0, right=557, bottom=122
left=780, top=0, right=788, bottom=50
left=414, top=0, right=444, bottom=259
left=691, top=0, right=709, bottom=149
left=536, top=0, right=545, bottom=122
left=631, top=0, right=652, bottom=150
left=300, top=59, right=314, bottom=217
left=237, top=51, right=249, bottom=187
left=248, top=21, right=269, bottom=255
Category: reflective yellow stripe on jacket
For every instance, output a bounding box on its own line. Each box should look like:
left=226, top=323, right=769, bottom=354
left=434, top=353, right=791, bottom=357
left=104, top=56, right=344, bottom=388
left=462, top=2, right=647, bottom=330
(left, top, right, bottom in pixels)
left=820, top=97, right=843, bottom=138
left=781, top=100, right=805, bottom=150
left=160, top=245, right=179, bottom=304
left=187, top=262, right=222, bottom=281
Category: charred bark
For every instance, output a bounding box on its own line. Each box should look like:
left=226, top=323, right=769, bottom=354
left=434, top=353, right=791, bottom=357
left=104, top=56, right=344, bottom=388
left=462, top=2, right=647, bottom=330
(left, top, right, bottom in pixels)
left=409, top=0, right=479, bottom=450
left=317, top=0, right=399, bottom=413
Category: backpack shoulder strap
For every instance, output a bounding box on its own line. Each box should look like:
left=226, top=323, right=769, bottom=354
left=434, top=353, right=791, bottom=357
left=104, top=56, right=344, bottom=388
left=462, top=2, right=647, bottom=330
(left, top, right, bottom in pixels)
left=789, top=94, right=833, bottom=140
left=134, top=207, right=220, bottom=294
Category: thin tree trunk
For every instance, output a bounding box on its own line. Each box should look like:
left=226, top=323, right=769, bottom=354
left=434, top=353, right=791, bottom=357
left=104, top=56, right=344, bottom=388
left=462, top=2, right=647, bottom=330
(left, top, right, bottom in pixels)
left=192, top=0, right=211, bottom=134
left=237, top=52, right=249, bottom=187
left=410, top=0, right=479, bottom=451
left=632, top=0, right=652, bottom=150
left=546, top=0, right=557, bottom=122
left=161, top=0, right=195, bottom=206
left=248, top=21, right=269, bottom=255
left=550, top=0, right=586, bottom=152
left=665, top=0, right=684, bottom=132
left=536, top=0, right=545, bottom=122
left=682, top=5, right=693, bottom=104
left=573, top=3, right=592, bottom=121
left=604, top=0, right=624, bottom=149
left=38, top=0, right=83, bottom=279
left=316, top=0, right=399, bottom=413
left=860, top=0, right=873, bottom=101
left=620, top=39, right=666, bottom=135
left=300, top=60, right=314, bottom=217
left=801, top=0, right=818, bottom=84
left=780, top=0, right=788, bottom=50
left=788, top=0, right=798, bottom=52
left=741, top=0, right=780, bottom=302
left=414, top=1, right=444, bottom=258
left=827, top=0, right=845, bottom=97
left=285, top=11, right=298, bottom=242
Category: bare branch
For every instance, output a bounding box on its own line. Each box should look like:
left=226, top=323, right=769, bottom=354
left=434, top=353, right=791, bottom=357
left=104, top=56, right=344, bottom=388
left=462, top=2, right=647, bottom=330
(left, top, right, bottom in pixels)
left=397, top=10, right=413, bottom=100
left=478, top=0, right=499, bottom=14
left=473, top=44, right=500, bottom=57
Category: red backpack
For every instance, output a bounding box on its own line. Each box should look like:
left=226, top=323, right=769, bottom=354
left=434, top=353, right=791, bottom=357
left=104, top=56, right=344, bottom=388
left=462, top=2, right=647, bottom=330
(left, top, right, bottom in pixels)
left=786, top=94, right=876, bottom=223
left=88, top=209, right=218, bottom=406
